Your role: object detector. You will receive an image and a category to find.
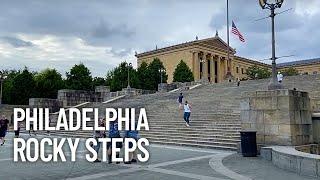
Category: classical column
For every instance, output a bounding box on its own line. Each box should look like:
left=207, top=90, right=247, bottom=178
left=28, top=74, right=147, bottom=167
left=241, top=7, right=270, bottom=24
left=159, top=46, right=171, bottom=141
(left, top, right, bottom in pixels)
left=202, top=53, right=208, bottom=82
left=224, top=57, right=228, bottom=79
left=217, top=56, right=221, bottom=83
left=210, top=55, right=215, bottom=83
left=193, top=52, right=200, bottom=81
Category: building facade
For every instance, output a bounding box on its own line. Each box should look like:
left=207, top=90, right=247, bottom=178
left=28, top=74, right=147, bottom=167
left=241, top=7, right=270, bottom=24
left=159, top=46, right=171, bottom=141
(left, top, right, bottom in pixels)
left=277, top=58, right=320, bottom=75
left=136, top=35, right=320, bottom=83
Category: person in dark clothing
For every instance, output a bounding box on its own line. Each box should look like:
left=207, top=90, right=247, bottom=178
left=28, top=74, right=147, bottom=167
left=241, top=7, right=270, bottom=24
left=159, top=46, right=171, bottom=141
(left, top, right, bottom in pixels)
left=107, top=120, right=122, bottom=164
left=14, top=121, right=22, bottom=138
left=178, top=92, right=184, bottom=109
left=93, top=118, right=106, bottom=163
left=0, top=115, right=9, bottom=146
left=124, top=120, right=139, bottom=164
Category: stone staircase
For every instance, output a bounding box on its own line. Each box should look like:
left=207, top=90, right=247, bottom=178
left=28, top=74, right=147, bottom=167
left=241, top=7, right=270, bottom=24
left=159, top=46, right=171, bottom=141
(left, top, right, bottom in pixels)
left=24, top=74, right=320, bottom=151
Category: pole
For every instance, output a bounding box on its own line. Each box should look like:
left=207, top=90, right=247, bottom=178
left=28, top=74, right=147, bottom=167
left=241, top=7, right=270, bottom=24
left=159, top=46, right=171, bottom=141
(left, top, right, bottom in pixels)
left=268, top=4, right=283, bottom=90
left=226, top=0, right=231, bottom=78
left=160, top=69, right=163, bottom=85
left=127, top=64, right=130, bottom=88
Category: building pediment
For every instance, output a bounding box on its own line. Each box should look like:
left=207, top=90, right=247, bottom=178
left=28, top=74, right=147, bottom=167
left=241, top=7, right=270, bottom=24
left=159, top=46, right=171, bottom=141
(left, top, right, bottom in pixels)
left=135, top=36, right=236, bottom=58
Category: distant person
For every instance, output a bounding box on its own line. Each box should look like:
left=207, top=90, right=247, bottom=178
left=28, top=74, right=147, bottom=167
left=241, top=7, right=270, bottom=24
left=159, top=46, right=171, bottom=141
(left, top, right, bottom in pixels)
left=107, top=120, right=122, bottom=164
left=237, top=78, right=241, bottom=87
left=0, top=115, right=9, bottom=146
left=183, top=101, right=191, bottom=127
left=124, top=119, right=139, bottom=164
left=29, top=121, right=37, bottom=136
left=14, top=121, right=22, bottom=138
left=277, top=72, right=283, bottom=83
left=93, top=118, right=106, bottom=163
left=177, top=92, right=184, bottom=109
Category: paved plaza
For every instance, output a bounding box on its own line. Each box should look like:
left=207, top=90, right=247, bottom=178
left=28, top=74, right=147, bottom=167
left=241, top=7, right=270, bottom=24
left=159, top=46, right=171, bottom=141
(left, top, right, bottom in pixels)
left=0, top=133, right=316, bottom=180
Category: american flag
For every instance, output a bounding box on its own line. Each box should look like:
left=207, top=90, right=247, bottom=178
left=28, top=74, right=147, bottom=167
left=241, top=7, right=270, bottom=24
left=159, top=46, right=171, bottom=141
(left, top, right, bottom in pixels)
left=231, top=21, right=245, bottom=42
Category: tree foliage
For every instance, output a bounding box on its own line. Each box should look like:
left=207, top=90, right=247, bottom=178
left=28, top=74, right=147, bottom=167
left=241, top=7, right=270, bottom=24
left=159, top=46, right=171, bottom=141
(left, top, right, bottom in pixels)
left=10, top=68, right=36, bottom=105
left=281, top=67, right=299, bottom=76
left=173, top=60, right=194, bottom=82
left=108, top=62, right=139, bottom=92
left=34, top=68, right=65, bottom=98
left=66, top=63, right=92, bottom=91
left=246, top=65, right=271, bottom=79
left=147, top=58, right=168, bottom=90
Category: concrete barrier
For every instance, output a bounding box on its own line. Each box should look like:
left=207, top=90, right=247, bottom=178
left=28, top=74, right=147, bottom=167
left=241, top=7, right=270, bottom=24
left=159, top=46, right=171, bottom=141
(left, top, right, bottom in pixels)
left=261, top=146, right=320, bottom=178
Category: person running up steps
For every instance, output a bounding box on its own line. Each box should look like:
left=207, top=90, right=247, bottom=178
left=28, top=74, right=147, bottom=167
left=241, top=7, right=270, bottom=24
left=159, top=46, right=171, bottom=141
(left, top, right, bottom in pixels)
left=183, top=101, right=191, bottom=127
left=177, top=92, right=184, bottom=109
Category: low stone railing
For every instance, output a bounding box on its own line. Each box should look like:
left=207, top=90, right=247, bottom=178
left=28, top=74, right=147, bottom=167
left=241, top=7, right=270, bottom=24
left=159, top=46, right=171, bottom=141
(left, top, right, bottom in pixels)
left=261, top=146, right=320, bottom=178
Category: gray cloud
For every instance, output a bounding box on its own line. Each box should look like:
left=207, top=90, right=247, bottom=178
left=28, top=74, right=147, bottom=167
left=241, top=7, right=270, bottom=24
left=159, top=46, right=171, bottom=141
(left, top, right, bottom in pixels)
left=0, top=0, right=319, bottom=76
left=1, top=36, right=34, bottom=48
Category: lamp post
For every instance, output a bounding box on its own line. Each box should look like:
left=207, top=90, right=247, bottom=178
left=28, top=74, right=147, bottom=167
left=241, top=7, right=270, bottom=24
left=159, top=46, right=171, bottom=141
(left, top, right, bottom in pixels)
left=259, top=0, right=284, bottom=90
left=159, top=68, right=166, bottom=85
left=127, top=62, right=132, bottom=89
left=0, top=73, right=8, bottom=105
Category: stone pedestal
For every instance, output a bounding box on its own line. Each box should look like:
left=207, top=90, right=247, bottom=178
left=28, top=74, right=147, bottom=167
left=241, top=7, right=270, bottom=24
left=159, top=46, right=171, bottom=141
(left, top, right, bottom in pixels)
left=240, top=89, right=313, bottom=146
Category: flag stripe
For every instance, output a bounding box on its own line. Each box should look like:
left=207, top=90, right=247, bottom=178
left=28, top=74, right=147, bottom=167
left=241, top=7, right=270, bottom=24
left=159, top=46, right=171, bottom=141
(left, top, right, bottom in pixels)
left=231, top=21, right=245, bottom=42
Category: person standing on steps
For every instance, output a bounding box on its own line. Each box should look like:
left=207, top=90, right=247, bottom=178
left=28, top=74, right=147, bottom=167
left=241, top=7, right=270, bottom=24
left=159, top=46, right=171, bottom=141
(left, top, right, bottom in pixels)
left=124, top=119, right=139, bottom=164
left=107, top=120, right=122, bottom=164
left=277, top=72, right=283, bottom=83
left=14, top=121, right=22, bottom=138
left=237, top=78, right=241, bottom=87
left=0, top=115, right=9, bottom=146
left=183, top=101, right=191, bottom=127
left=177, top=92, right=184, bottom=109
left=93, top=118, right=106, bottom=163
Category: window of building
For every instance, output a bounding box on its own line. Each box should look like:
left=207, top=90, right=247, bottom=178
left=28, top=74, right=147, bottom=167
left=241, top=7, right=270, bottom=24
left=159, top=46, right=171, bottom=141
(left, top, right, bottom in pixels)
left=241, top=68, right=244, bottom=74
left=236, top=67, right=239, bottom=73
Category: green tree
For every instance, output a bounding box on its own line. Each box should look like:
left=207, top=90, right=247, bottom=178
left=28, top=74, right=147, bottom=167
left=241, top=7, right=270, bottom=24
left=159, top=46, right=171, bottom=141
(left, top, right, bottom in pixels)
left=281, top=67, right=299, bottom=76
left=136, top=62, right=153, bottom=90
left=65, top=63, right=92, bottom=90
left=148, top=58, right=168, bottom=90
left=173, top=60, right=194, bottom=82
left=246, top=65, right=271, bottom=79
left=1, top=70, right=20, bottom=104
left=34, top=68, right=65, bottom=99
left=92, top=77, right=107, bottom=88
left=108, top=62, right=139, bottom=91
left=10, top=68, right=36, bottom=105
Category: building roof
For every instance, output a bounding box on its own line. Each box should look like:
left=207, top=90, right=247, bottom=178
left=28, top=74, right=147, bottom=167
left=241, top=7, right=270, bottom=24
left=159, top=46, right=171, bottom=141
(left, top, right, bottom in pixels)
left=135, top=36, right=236, bottom=58
left=234, top=56, right=271, bottom=68
left=277, top=58, right=320, bottom=68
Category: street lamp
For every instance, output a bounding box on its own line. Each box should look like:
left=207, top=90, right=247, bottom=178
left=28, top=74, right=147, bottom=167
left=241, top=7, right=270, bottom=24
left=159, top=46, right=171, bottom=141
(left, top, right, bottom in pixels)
left=0, top=72, right=8, bottom=105
left=159, top=68, right=166, bottom=85
left=127, top=62, right=132, bottom=89
left=259, top=0, right=284, bottom=90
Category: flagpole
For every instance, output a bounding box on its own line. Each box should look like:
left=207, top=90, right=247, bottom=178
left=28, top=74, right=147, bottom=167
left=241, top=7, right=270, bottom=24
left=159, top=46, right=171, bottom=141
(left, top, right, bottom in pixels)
left=226, top=0, right=231, bottom=78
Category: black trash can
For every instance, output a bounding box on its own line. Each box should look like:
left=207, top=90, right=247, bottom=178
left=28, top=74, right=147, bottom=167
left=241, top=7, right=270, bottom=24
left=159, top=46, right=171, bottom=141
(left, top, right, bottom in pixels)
left=240, top=130, right=257, bottom=157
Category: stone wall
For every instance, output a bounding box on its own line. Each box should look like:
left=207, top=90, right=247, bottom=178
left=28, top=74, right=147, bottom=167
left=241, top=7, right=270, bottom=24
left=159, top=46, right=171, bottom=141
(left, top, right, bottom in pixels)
left=57, top=89, right=103, bottom=107
left=29, top=98, right=63, bottom=112
left=240, top=89, right=313, bottom=146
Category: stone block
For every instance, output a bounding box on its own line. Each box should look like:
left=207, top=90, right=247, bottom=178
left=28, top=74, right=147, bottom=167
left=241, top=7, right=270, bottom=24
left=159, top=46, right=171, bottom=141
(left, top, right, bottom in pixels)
left=300, top=110, right=312, bottom=125
left=278, top=124, right=291, bottom=136
left=264, top=110, right=278, bottom=124
left=260, top=147, right=272, bottom=161
left=240, top=99, right=250, bottom=110
left=300, top=158, right=317, bottom=177
left=277, top=96, right=290, bottom=110
left=241, top=123, right=251, bottom=130
left=264, top=125, right=279, bottom=135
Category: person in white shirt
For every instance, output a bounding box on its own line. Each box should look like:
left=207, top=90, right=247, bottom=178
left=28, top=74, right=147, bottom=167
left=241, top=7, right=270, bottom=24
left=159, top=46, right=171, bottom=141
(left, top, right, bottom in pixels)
left=183, top=101, right=191, bottom=127
left=277, top=72, right=283, bottom=83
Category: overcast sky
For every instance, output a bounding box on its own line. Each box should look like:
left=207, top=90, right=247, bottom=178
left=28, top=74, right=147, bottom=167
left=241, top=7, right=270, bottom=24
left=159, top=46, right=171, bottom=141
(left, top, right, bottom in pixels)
left=0, top=0, right=319, bottom=77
